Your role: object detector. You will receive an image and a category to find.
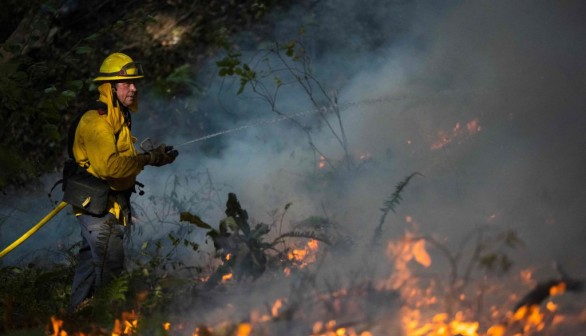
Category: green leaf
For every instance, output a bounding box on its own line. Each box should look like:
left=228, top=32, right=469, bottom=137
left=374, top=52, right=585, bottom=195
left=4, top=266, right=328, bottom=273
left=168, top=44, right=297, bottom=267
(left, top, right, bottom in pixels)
left=84, top=33, right=100, bottom=41
left=44, top=86, right=57, bottom=93
left=61, top=90, right=76, bottom=98
left=67, top=80, right=84, bottom=91
left=166, top=64, right=191, bottom=82
left=75, top=46, right=92, bottom=55
left=179, top=212, right=213, bottom=229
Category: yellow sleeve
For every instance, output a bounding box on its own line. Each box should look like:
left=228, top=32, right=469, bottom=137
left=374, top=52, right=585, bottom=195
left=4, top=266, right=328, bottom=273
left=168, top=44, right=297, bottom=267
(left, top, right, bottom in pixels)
left=79, top=115, right=144, bottom=180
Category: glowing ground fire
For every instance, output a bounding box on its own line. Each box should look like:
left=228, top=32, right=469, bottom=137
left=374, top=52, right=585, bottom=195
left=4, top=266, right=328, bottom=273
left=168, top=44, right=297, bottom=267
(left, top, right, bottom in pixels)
left=430, top=118, right=481, bottom=150
left=48, top=232, right=584, bottom=335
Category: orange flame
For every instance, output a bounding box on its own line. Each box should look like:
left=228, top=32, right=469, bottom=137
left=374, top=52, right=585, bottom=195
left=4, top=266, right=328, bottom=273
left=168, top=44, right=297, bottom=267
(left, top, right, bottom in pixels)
left=386, top=232, right=495, bottom=336
left=51, top=316, right=67, bottom=336
left=312, top=320, right=372, bottom=336
left=386, top=235, right=431, bottom=271
left=51, top=312, right=143, bottom=336
left=271, top=299, right=283, bottom=317
left=412, top=239, right=431, bottom=268
left=402, top=311, right=480, bottom=336
left=286, top=239, right=320, bottom=272
left=486, top=324, right=506, bottom=336
left=512, top=305, right=546, bottom=333
left=430, top=118, right=481, bottom=150
left=112, top=319, right=122, bottom=336
left=546, top=301, right=558, bottom=312
left=307, top=239, right=319, bottom=251
left=112, top=311, right=139, bottom=335
left=289, top=248, right=308, bottom=261
left=235, top=323, right=252, bottom=336
left=192, top=326, right=213, bottom=336
left=549, top=281, right=566, bottom=296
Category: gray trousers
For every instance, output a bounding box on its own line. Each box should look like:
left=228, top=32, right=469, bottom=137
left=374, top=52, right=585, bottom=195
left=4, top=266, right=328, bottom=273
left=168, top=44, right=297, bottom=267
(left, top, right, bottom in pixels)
left=69, top=213, right=124, bottom=310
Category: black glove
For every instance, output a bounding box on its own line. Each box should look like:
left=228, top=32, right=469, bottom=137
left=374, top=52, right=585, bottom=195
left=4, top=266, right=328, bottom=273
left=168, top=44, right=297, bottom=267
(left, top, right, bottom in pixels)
left=144, top=144, right=179, bottom=167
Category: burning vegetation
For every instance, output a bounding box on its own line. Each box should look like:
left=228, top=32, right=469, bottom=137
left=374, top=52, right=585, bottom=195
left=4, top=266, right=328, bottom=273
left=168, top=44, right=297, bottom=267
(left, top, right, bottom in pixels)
left=2, top=1, right=585, bottom=335
left=2, top=176, right=585, bottom=336
left=430, top=118, right=482, bottom=151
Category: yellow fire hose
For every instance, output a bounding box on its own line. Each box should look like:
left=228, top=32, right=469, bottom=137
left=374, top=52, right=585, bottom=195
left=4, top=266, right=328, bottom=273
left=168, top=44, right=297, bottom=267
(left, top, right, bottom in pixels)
left=0, top=201, right=68, bottom=259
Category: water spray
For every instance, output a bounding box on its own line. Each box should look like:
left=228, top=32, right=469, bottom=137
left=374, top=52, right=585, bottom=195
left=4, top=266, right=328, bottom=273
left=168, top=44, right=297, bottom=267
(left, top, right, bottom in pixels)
left=176, top=95, right=398, bottom=147
left=0, top=96, right=396, bottom=259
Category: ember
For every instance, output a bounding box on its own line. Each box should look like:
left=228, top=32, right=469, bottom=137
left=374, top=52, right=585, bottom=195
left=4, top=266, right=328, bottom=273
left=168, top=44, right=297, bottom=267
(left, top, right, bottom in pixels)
left=312, top=320, right=372, bottom=336
left=221, top=272, right=234, bottom=282
left=318, top=156, right=326, bottom=169
left=430, top=118, right=481, bottom=150
left=41, top=195, right=584, bottom=336
left=287, top=239, right=320, bottom=269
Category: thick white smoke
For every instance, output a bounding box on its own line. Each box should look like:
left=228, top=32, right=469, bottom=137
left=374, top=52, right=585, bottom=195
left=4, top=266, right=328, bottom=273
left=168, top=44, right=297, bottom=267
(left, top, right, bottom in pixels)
left=152, top=0, right=586, bottom=275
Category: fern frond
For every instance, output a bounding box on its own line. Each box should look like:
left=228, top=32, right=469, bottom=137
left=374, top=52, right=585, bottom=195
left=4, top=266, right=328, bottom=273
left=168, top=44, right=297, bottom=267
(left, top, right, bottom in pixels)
left=101, top=273, right=129, bottom=302
left=92, top=272, right=130, bottom=320
left=380, top=172, right=422, bottom=214
left=179, top=211, right=213, bottom=230
left=273, top=231, right=332, bottom=246
left=373, top=172, right=422, bottom=243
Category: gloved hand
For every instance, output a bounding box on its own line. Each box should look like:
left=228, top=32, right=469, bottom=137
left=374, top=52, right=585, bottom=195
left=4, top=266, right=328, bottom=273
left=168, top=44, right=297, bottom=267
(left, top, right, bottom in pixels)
left=141, top=144, right=179, bottom=167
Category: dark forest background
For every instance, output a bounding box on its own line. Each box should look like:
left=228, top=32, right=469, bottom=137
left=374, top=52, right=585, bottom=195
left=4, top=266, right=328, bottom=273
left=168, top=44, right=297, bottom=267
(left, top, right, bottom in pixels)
left=0, top=0, right=304, bottom=190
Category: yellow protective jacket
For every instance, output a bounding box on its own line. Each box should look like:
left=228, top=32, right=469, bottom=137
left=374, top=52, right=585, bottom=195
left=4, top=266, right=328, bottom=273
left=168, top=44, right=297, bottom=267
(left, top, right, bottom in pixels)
left=72, top=82, right=145, bottom=224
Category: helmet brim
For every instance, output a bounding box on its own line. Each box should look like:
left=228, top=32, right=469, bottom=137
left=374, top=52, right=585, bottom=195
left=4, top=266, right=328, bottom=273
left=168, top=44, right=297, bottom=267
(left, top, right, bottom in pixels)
left=93, top=75, right=144, bottom=82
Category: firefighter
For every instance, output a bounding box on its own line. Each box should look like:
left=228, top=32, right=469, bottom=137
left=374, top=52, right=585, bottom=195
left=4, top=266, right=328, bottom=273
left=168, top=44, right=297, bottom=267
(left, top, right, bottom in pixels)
left=69, top=52, right=177, bottom=311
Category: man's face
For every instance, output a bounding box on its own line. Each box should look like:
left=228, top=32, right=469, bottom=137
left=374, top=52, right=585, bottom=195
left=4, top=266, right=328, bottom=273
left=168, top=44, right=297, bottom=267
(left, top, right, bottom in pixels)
left=115, top=81, right=137, bottom=107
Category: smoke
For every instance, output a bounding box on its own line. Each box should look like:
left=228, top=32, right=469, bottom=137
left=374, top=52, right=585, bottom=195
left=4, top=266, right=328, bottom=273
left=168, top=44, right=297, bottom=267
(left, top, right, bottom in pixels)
left=138, top=1, right=586, bottom=321
left=1, top=0, right=585, bottom=327
left=155, top=0, right=586, bottom=274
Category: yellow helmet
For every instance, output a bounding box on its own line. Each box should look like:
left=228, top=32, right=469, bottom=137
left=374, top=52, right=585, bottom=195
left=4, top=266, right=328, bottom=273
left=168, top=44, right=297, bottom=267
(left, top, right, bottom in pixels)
left=93, top=52, right=144, bottom=82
